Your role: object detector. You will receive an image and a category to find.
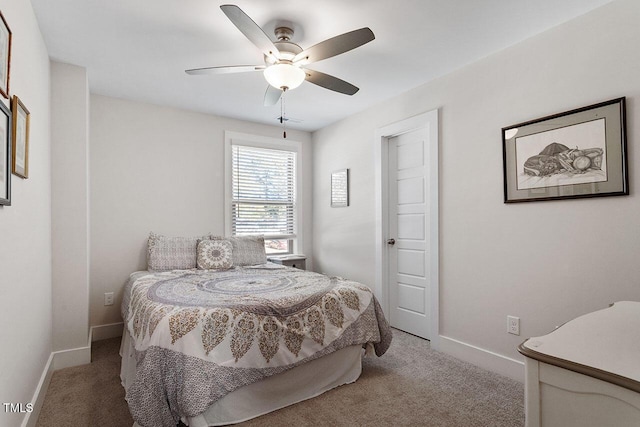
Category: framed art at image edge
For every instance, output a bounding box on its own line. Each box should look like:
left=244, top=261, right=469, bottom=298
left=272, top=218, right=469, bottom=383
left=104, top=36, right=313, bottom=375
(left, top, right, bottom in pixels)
left=0, top=99, right=11, bottom=206
left=11, top=95, right=30, bottom=179
left=0, top=11, right=11, bottom=99
left=502, top=97, right=628, bottom=203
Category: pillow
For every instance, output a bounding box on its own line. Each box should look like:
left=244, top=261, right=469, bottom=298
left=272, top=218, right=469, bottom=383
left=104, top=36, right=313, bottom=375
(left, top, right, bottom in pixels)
left=147, top=232, right=212, bottom=271
left=212, top=235, right=267, bottom=266
left=197, top=239, right=233, bottom=270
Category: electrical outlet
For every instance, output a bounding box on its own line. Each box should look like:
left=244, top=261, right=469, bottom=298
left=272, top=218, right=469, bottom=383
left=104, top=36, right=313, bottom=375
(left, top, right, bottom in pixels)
left=104, top=292, right=114, bottom=306
left=507, top=316, right=520, bottom=335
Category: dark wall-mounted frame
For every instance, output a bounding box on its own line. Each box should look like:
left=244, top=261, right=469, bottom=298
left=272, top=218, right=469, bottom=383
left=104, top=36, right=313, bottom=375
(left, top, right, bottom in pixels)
left=0, top=99, right=11, bottom=205
left=331, top=168, right=349, bottom=207
left=502, top=97, right=628, bottom=203
left=0, top=11, right=11, bottom=99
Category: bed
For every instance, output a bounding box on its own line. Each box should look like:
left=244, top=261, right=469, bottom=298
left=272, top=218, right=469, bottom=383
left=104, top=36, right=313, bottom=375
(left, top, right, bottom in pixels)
left=120, top=233, right=392, bottom=427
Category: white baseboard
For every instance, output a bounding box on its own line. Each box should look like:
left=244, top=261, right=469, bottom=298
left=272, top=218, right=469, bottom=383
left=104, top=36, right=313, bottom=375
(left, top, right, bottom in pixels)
left=54, top=326, right=92, bottom=370
left=439, top=335, right=524, bottom=383
left=22, top=330, right=93, bottom=426
left=22, top=322, right=125, bottom=426
left=49, top=322, right=124, bottom=370
left=52, top=344, right=92, bottom=371
left=91, top=322, right=124, bottom=341
left=21, top=353, right=55, bottom=427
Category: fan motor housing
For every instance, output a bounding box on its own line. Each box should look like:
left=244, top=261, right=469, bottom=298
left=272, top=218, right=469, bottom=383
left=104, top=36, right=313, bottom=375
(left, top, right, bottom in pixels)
left=265, top=41, right=303, bottom=65
left=274, top=26, right=294, bottom=41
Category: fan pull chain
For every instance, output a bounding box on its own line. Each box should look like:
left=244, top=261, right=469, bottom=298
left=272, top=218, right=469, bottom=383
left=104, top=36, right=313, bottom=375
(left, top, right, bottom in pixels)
left=280, top=89, right=287, bottom=139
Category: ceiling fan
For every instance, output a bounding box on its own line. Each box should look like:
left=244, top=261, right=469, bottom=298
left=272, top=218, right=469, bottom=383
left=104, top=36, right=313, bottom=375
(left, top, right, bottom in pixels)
left=186, top=4, right=375, bottom=106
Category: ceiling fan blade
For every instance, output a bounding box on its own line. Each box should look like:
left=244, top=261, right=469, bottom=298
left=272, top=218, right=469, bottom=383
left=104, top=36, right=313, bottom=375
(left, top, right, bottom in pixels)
left=293, top=28, right=374, bottom=65
left=220, top=5, right=279, bottom=60
left=264, top=85, right=282, bottom=106
left=304, top=69, right=359, bottom=95
left=185, top=65, right=265, bottom=75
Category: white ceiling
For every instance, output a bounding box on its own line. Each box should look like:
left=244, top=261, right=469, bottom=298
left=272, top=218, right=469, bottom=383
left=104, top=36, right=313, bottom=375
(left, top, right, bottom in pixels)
left=31, top=0, right=613, bottom=132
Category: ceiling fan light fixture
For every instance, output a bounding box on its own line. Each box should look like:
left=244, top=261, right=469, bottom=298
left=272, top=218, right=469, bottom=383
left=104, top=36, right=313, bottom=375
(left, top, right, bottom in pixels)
left=264, top=63, right=305, bottom=91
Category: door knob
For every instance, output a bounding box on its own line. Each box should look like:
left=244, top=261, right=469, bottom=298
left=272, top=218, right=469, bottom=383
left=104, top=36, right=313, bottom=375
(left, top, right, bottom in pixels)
left=387, top=238, right=396, bottom=245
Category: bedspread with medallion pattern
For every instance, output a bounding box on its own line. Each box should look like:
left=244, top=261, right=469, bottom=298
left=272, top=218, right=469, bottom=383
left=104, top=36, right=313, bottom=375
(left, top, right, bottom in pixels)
left=122, top=264, right=392, bottom=427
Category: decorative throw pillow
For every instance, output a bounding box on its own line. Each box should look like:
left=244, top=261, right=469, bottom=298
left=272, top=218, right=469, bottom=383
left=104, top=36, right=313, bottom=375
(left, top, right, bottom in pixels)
left=197, top=239, right=233, bottom=270
left=147, top=232, right=213, bottom=271
left=211, top=235, right=267, bottom=266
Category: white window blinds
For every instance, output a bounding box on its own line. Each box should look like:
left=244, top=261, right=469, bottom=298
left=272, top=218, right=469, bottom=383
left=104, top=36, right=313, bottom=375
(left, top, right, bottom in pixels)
left=231, top=144, right=296, bottom=239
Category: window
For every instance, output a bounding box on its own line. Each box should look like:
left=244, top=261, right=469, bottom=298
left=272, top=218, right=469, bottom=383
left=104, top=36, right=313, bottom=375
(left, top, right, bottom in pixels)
left=229, top=141, right=298, bottom=254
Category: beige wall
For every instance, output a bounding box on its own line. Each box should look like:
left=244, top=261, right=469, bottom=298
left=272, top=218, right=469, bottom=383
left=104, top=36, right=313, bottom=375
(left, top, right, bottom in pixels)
left=0, top=0, right=52, bottom=425
left=312, top=0, right=640, bottom=378
left=51, top=61, right=90, bottom=352
left=89, top=95, right=313, bottom=326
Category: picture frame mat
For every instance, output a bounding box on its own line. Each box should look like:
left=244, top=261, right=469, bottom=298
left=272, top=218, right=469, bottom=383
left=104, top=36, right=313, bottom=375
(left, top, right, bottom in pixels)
left=502, top=98, right=627, bottom=203
left=331, top=168, right=349, bottom=207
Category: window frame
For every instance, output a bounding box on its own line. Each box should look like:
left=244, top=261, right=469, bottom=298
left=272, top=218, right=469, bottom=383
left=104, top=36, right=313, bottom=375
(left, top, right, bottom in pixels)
left=224, top=131, right=303, bottom=254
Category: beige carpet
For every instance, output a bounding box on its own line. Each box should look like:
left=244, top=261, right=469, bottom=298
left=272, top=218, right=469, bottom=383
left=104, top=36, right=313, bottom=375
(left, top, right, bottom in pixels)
left=36, top=338, right=133, bottom=427
left=37, top=330, right=524, bottom=427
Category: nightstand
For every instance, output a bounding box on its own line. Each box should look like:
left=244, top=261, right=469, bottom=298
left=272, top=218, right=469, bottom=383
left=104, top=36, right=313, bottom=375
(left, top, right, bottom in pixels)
left=267, top=255, right=307, bottom=270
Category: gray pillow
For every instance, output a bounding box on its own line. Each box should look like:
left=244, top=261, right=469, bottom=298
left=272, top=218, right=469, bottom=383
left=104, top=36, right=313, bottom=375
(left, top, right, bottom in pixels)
left=212, top=235, right=267, bottom=266
left=147, top=232, right=213, bottom=271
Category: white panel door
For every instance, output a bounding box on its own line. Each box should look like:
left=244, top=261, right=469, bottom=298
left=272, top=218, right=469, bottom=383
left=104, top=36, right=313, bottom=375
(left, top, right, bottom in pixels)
left=388, top=127, right=431, bottom=339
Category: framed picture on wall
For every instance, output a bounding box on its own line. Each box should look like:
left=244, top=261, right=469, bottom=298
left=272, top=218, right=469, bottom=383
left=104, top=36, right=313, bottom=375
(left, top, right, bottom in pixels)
left=0, top=11, right=11, bottom=99
left=502, top=97, right=628, bottom=203
left=0, top=100, right=11, bottom=205
left=11, top=95, right=30, bottom=178
left=331, top=168, right=349, bottom=207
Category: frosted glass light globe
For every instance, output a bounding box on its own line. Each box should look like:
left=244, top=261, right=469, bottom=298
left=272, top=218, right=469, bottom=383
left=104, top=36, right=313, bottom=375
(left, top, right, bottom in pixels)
left=264, top=64, right=305, bottom=90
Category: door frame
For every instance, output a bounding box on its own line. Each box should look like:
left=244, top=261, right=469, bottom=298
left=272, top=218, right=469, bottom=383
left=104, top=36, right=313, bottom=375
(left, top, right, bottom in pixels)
left=374, top=109, right=440, bottom=349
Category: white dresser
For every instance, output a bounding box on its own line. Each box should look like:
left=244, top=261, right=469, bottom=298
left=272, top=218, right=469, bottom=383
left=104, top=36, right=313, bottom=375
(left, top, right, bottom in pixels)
left=518, top=301, right=640, bottom=427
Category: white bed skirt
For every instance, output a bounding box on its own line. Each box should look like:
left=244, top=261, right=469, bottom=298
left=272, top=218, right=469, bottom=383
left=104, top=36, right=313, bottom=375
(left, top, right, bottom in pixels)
left=120, top=328, right=363, bottom=426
